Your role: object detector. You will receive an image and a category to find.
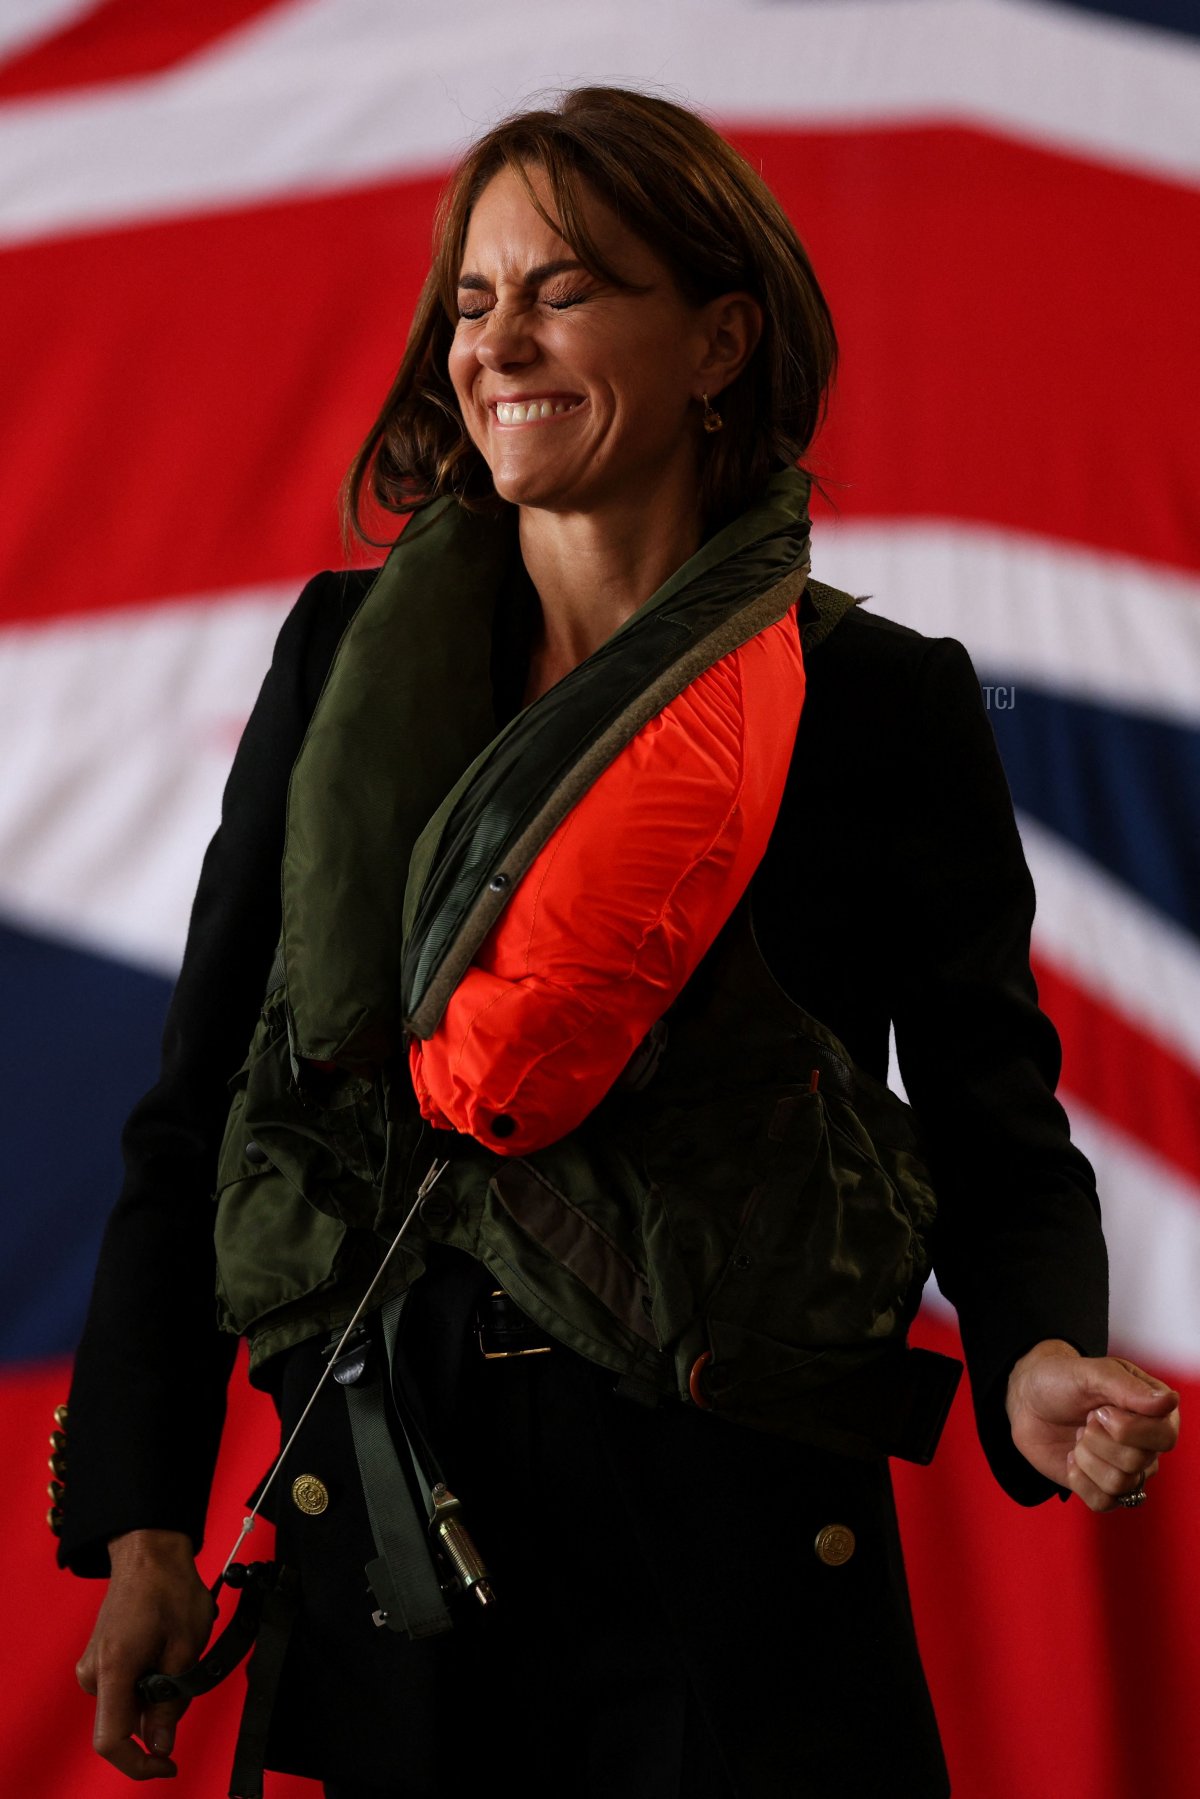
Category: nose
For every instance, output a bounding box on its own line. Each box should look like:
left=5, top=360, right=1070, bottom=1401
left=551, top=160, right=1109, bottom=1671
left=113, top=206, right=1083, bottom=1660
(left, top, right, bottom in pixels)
left=474, top=303, right=539, bottom=372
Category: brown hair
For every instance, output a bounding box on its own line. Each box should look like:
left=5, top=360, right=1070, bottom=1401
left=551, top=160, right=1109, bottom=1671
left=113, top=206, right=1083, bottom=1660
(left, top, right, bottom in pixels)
left=344, top=86, right=837, bottom=541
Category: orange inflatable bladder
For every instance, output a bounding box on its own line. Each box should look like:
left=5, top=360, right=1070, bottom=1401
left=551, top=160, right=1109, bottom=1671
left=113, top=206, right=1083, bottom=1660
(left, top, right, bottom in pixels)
left=408, top=606, right=805, bottom=1154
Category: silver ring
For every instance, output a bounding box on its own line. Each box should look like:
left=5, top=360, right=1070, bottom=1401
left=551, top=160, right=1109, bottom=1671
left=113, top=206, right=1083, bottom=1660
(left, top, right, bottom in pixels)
left=1116, top=1476, right=1148, bottom=1509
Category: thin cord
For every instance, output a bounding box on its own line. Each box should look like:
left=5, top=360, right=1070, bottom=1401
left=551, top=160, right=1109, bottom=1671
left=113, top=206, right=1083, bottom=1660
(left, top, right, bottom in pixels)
left=218, top=1156, right=449, bottom=1583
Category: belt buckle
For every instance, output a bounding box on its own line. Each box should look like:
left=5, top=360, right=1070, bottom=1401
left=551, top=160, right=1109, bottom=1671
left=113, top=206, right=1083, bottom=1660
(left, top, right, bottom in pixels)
left=476, top=1289, right=553, bottom=1360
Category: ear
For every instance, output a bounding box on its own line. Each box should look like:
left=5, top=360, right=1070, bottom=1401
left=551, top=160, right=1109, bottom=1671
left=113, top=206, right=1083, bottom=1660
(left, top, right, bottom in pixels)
left=694, top=292, right=763, bottom=399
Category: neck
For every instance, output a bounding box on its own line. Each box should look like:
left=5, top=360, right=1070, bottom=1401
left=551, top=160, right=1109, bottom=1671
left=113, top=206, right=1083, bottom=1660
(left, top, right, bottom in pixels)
left=517, top=482, right=705, bottom=682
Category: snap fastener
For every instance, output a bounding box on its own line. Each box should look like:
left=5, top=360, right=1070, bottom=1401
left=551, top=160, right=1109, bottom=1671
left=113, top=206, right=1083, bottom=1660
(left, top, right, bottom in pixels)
left=418, top=1192, right=454, bottom=1228
left=488, top=873, right=510, bottom=893
left=292, top=1474, right=330, bottom=1516
left=245, top=1140, right=268, bottom=1165
left=814, top=1523, right=856, bottom=1567
left=329, top=1325, right=371, bottom=1388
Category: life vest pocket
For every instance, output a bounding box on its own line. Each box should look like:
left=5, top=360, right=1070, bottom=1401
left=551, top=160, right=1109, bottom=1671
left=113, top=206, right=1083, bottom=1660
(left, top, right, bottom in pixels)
left=214, top=1081, right=351, bottom=1340
left=212, top=1005, right=390, bottom=1349
left=639, top=1080, right=814, bottom=1346
left=706, top=1086, right=935, bottom=1353
left=216, top=1007, right=386, bottom=1225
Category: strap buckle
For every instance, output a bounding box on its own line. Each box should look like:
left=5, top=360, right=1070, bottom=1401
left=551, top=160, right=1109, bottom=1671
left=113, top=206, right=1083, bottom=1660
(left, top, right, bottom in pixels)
left=475, top=1289, right=554, bottom=1359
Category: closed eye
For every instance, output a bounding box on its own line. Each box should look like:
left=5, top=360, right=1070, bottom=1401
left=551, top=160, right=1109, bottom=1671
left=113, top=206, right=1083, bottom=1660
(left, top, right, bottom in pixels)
left=457, top=290, right=587, bottom=321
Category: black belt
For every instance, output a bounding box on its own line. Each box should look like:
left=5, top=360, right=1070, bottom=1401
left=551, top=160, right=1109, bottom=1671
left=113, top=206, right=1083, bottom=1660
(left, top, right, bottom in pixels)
left=476, top=1286, right=960, bottom=1464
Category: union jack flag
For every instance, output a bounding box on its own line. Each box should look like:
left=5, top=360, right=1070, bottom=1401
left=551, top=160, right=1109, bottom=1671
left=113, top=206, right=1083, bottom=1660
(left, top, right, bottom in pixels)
left=2, top=3, right=1196, bottom=1793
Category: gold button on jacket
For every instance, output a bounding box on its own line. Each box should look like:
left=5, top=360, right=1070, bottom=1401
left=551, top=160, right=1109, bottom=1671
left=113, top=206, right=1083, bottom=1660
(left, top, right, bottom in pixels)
left=814, top=1523, right=856, bottom=1567
left=292, top=1473, right=330, bottom=1516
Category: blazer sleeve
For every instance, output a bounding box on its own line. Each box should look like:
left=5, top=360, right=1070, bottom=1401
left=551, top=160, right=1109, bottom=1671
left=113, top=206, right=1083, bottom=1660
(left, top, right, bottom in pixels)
left=885, top=636, right=1109, bottom=1505
left=57, top=572, right=363, bottom=1576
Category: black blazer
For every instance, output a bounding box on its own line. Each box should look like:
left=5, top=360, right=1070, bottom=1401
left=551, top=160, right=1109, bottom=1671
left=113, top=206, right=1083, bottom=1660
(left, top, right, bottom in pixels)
left=58, top=567, right=1108, bottom=1577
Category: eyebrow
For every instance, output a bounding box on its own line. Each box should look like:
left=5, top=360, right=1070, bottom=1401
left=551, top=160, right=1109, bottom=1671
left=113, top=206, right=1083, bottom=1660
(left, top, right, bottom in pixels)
left=456, top=258, right=588, bottom=291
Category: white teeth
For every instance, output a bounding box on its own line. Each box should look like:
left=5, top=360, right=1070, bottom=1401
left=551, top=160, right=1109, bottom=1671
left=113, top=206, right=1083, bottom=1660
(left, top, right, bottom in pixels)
left=494, top=398, right=578, bottom=424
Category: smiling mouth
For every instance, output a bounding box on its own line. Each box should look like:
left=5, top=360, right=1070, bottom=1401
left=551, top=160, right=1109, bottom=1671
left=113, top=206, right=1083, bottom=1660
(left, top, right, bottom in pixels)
left=492, top=397, right=585, bottom=426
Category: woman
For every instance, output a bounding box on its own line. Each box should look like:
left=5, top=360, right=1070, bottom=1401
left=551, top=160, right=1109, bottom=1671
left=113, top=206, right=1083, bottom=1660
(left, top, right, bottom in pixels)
left=61, top=88, right=1179, bottom=1798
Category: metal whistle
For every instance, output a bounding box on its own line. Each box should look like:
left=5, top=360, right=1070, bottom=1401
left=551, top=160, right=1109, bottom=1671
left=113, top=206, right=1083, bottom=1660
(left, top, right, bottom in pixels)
left=430, top=1482, right=495, bottom=1607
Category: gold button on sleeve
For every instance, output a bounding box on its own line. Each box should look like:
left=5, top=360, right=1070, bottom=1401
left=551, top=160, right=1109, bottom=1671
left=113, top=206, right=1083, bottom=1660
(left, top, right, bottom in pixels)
left=814, top=1523, right=856, bottom=1567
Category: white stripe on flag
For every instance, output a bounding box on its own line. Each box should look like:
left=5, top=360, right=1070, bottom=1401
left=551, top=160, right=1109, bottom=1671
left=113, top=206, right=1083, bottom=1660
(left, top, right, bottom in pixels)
left=0, top=584, right=297, bottom=973
left=815, top=521, right=1200, bottom=728
left=0, top=0, right=1197, bottom=247
left=1018, top=814, right=1200, bottom=1084
left=6, top=558, right=1200, bottom=1011
left=927, top=1100, right=1200, bottom=1380
left=1066, top=1097, right=1200, bottom=1377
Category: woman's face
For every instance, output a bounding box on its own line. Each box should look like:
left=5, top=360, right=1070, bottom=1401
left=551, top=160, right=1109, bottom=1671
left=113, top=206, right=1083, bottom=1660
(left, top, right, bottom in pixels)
left=448, top=164, right=716, bottom=519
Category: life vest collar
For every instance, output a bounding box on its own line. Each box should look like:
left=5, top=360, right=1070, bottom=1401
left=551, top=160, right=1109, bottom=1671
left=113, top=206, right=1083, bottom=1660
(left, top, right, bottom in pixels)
left=282, top=468, right=823, bottom=1066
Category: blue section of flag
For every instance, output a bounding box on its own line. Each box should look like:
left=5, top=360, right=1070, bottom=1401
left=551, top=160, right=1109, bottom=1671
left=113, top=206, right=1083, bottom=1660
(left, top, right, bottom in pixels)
left=981, top=676, right=1200, bottom=940
left=0, top=922, right=171, bottom=1365
left=1054, top=0, right=1200, bottom=42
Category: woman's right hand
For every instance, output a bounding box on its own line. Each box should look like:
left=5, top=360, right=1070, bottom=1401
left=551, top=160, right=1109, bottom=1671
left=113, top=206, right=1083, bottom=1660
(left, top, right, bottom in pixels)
left=76, top=1528, right=216, bottom=1780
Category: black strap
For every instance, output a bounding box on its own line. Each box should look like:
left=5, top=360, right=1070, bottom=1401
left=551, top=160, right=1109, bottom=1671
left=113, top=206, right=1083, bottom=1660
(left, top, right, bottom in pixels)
left=339, top=1296, right=454, bottom=1640
left=227, top=1566, right=299, bottom=1799
left=820, top=1345, right=963, bottom=1465
left=704, top=1344, right=963, bottom=1465
left=135, top=1562, right=285, bottom=1708
left=891, top=1347, right=964, bottom=1464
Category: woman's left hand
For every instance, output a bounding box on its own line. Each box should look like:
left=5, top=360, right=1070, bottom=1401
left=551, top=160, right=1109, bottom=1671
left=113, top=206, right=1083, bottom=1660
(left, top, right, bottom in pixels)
left=1005, top=1338, right=1181, bottom=1510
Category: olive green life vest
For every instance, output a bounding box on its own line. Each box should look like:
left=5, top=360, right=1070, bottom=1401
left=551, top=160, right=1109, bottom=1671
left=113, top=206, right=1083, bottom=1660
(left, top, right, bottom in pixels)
left=213, top=470, right=956, bottom=1460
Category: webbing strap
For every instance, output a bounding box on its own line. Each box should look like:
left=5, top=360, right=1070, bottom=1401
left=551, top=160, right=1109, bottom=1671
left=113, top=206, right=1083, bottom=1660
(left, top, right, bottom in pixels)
left=341, top=1297, right=453, bottom=1640
left=227, top=1567, right=299, bottom=1799
left=379, top=1294, right=438, bottom=1514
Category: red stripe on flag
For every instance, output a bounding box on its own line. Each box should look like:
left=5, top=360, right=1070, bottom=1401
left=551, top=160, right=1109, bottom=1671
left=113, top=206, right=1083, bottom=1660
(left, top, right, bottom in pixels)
left=1031, top=949, right=1200, bottom=1189
left=0, top=173, right=440, bottom=624
left=0, top=0, right=290, bottom=100
left=1, top=125, right=1197, bottom=625
left=730, top=125, right=1200, bottom=579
